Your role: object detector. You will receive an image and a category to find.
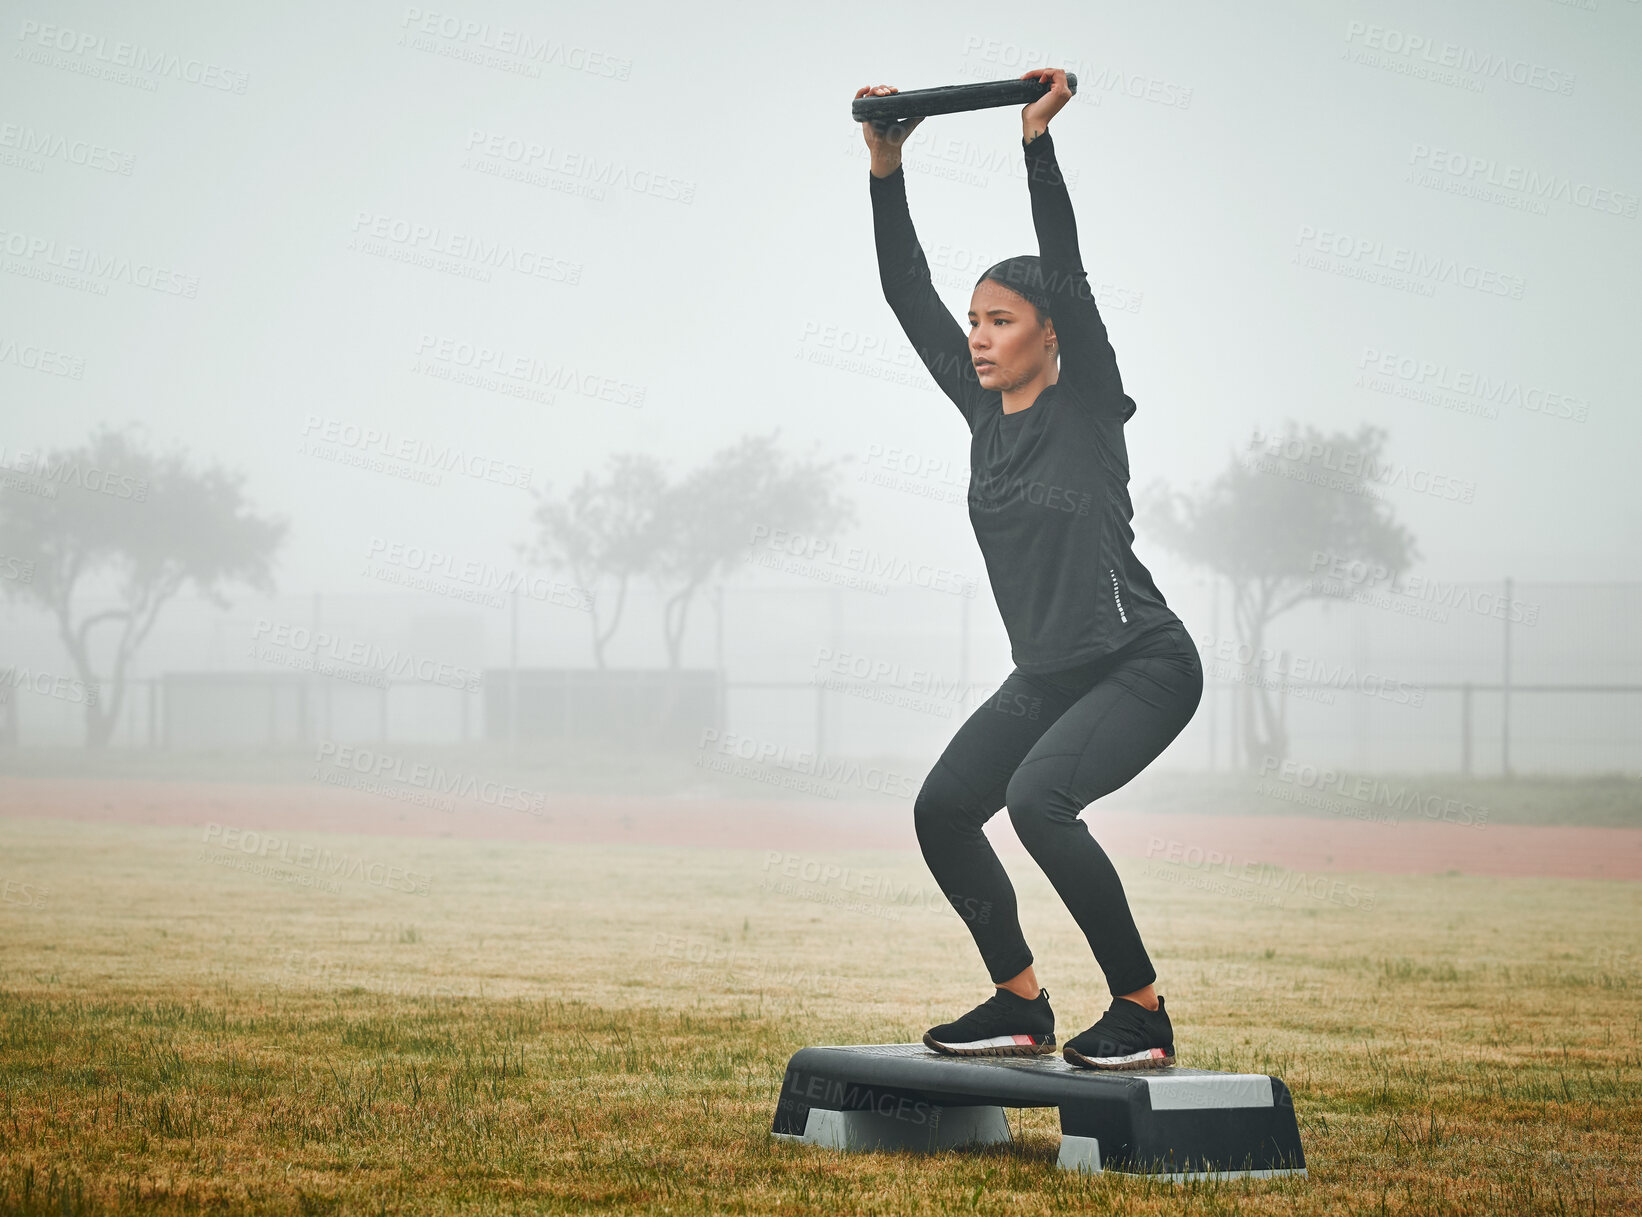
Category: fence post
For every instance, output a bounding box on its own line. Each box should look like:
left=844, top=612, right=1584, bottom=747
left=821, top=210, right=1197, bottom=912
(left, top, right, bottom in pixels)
left=815, top=679, right=826, bottom=760
left=1208, top=576, right=1218, bottom=771
left=1460, top=682, right=1472, bottom=775
left=1501, top=575, right=1513, bottom=776
left=713, top=583, right=725, bottom=733
left=509, top=589, right=520, bottom=755
left=1276, top=648, right=1290, bottom=748
left=311, top=590, right=323, bottom=746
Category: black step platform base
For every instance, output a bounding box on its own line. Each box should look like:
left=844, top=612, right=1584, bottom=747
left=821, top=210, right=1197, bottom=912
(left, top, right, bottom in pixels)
left=770, top=1044, right=1306, bottom=1180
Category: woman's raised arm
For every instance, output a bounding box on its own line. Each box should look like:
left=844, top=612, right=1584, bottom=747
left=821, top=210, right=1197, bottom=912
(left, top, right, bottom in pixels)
left=860, top=85, right=983, bottom=427
left=1018, top=70, right=1134, bottom=421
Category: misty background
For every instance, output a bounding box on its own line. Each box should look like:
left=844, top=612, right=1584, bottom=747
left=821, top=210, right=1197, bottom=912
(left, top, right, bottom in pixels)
left=2, top=0, right=1638, bottom=783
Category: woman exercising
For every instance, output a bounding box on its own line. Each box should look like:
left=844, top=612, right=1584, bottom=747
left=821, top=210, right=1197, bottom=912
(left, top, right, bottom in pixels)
left=857, top=70, right=1202, bottom=1070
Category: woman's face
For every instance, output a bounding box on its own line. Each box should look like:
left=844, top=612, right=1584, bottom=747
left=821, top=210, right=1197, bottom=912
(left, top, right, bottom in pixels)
left=968, top=279, right=1056, bottom=391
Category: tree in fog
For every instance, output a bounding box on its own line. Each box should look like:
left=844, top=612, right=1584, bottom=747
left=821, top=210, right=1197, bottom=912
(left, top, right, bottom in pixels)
left=522, top=435, right=856, bottom=669
left=650, top=432, right=856, bottom=668
left=0, top=424, right=287, bottom=749
left=1138, top=421, right=1417, bottom=769
left=522, top=452, right=668, bottom=669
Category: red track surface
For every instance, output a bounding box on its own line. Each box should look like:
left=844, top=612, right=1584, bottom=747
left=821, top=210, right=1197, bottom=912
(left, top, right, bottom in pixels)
left=2, top=777, right=1638, bottom=881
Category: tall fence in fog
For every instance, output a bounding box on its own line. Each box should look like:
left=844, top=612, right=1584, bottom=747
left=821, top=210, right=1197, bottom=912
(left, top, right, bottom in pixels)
left=714, top=577, right=1642, bottom=776
left=2, top=576, right=1638, bottom=775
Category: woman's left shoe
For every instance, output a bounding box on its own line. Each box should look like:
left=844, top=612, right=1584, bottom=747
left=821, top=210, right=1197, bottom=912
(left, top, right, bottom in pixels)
left=1063, top=994, right=1175, bottom=1070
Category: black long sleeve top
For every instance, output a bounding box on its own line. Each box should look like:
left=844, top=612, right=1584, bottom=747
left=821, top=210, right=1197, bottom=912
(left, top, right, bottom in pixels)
left=869, top=130, right=1180, bottom=674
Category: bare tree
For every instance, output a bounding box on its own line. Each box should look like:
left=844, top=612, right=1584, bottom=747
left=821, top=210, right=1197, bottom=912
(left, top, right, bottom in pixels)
left=650, top=431, right=857, bottom=668
left=0, top=424, right=286, bottom=748
left=520, top=435, right=858, bottom=669
left=521, top=453, right=667, bottom=669
left=1139, top=420, right=1417, bottom=769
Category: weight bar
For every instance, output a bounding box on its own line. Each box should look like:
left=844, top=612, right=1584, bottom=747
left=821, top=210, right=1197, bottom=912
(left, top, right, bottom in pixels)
left=852, top=74, right=1078, bottom=132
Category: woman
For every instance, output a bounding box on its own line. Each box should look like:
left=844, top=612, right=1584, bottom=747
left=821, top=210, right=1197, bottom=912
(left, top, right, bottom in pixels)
left=857, top=70, right=1202, bottom=1070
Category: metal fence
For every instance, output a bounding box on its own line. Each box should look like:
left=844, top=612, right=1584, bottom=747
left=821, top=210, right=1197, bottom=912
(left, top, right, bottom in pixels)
left=2, top=575, right=1638, bottom=774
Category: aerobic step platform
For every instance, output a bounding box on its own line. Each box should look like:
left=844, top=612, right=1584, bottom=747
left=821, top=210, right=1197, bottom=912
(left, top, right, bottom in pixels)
left=771, top=1044, right=1305, bottom=1180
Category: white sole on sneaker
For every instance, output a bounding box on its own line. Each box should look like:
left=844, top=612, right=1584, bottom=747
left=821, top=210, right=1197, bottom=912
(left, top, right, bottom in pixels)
left=922, top=1031, right=1057, bottom=1057
left=1063, top=1045, right=1174, bottom=1070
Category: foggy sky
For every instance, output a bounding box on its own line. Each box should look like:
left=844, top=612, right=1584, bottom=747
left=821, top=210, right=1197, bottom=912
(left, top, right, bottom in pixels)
left=3, top=0, right=1639, bottom=614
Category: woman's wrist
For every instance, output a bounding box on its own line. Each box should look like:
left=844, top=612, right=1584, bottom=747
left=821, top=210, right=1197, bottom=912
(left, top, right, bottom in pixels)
left=870, top=153, right=902, bottom=178
left=1023, top=121, right=1050, bottom=145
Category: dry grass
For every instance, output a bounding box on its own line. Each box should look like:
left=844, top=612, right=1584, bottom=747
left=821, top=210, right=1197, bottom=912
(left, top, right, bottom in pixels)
left=0, top=813, right=1637, bottom=1214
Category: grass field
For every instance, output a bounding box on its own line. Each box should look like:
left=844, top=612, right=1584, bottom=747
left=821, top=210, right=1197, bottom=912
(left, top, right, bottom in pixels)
left=1, top=812, right=1638, bottom=1215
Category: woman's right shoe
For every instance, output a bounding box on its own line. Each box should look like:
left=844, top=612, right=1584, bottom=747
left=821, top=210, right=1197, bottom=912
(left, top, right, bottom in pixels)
left=1063, top=994, right=1176, bottom=1070
left=923, top=987, right=1056, bottom=1056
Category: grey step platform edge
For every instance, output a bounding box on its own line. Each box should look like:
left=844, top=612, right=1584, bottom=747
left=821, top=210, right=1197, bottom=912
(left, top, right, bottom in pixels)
left=770, top=1043, right=1306, bottom=1181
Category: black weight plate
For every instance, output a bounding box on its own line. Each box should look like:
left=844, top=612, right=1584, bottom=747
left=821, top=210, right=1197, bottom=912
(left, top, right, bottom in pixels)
left=852, top=74, right=1078, bottom=125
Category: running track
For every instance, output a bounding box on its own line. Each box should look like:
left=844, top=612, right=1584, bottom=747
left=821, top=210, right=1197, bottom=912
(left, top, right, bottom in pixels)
left=1, top=777, right=1638, bottom=881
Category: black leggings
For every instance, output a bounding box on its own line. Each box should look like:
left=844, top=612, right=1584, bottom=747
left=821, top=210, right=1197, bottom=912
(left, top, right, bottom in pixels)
left=913, top=619, right=1203, bottom=997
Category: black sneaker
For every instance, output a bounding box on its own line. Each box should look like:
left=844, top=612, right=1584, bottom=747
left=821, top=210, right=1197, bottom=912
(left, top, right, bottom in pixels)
left=1063, top=995, right=1175, bottom=1070
left=923, top=987, right=1056, bottom=1057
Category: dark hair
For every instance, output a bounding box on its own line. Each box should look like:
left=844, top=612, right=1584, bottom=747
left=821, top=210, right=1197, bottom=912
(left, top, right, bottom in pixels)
left=975, top=255, right=1054, bottom=324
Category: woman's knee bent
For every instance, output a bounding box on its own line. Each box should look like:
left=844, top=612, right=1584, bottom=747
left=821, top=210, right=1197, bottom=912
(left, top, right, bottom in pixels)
left=1003, top=768, right=1082, bottom=852
left=914, top=760, right=996, bottom=843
